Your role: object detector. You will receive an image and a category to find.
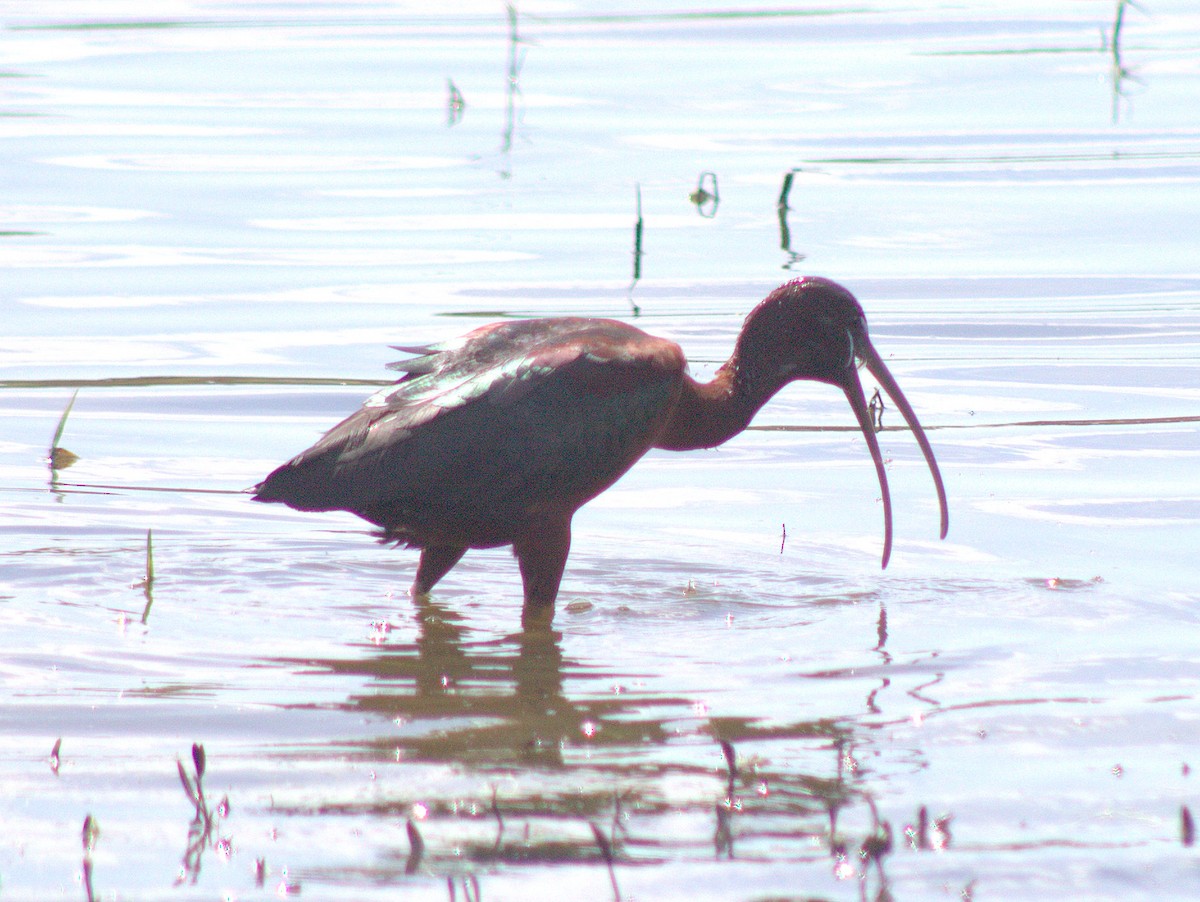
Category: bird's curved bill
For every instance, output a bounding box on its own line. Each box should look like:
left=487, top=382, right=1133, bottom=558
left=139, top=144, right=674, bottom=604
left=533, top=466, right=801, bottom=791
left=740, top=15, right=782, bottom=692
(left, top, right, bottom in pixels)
left=839, top=339, right=949, bottom=568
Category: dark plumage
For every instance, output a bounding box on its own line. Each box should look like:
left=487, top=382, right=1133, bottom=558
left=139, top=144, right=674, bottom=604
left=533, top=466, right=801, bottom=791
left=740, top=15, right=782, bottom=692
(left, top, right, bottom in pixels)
left=254, top=276, right=948, bottom=626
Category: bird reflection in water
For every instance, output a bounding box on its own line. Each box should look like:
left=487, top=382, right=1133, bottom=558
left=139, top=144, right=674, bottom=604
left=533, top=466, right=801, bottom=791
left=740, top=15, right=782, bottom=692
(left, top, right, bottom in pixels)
left=305, top=595, right=583, bottom=768
left=248, top=597, right=960, bottom=893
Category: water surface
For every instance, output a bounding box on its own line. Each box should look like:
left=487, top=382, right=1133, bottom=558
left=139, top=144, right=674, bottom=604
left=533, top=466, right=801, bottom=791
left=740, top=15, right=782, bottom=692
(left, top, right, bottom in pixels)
left=2, top=2, right=1200, bottom=900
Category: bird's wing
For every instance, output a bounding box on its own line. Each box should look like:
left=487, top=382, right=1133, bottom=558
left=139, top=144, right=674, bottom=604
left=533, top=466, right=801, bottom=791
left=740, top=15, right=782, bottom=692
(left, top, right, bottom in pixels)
left=358, top=318, right=611, bottom=434
left=254, top=318, right=686, bottom=540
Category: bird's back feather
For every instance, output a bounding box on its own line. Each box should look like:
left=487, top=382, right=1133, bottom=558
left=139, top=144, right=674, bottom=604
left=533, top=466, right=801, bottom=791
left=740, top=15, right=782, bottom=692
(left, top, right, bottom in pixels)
left=253, top=317, right=686, bottom=548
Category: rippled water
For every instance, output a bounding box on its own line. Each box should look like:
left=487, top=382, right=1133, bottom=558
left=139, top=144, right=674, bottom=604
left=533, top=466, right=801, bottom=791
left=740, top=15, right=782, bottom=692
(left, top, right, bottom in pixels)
left=3, top=2, right=1200, bottom=900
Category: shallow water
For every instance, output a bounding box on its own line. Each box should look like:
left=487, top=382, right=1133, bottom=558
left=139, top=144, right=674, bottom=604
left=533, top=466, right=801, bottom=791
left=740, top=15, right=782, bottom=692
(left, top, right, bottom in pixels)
left=3, top=2, right=1200, bottom=900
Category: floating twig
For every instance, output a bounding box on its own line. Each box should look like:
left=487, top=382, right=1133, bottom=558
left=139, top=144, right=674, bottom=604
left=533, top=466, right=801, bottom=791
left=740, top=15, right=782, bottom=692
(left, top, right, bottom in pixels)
left=858, top=796, right=894, bottom=899
left=48, top=390, right=81, bottom=472
left=714, top=802, right=734, bottom=858
left=175, top=742, right=230, bottom=886
left=448, top=874, right=482, bottom=902
left=447, top=78, right=466, bottom=126
left=139, top=529, right=156, bottom=623
left=491, top=786, right=505, bottom=854
left=776, top=169, right=806, bottom=269
left=689, top=170, right=719, bottom=217
left=628, top=183, right=643, bottom=315
left=1107, top=0, right=1144, bottom=122
left=715, top=738, right=739, bottom=857
left=589, top=821, right=620, bottom=902
left=868, top=387, right=885, bottom=432
left=145, top=529, right=156, bottom=586
left=611, top=789, right=631, bottom=848
left=719, top=738, right=737, bottom=797
left=499, top=3, right=526, bottom=172
left=861, top=819, right=893, bottom=864
left=907, top=804, right=929, bottom=850
left=192, top=742, right=206, bottom=781
left=405, top=818, right=425, bottom=874
left=81, top=814, right=99, bottom=902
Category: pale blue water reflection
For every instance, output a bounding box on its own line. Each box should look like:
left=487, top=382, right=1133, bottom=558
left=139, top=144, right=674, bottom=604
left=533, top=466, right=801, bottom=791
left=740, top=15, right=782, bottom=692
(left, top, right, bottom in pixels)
left=2, top=2, right=1200, bottom=900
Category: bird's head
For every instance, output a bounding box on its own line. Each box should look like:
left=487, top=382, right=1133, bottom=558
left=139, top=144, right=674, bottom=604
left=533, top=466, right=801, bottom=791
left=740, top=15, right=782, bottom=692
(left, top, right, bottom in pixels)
left=736, top=276, right=868, bottom=388
left=736, top=276, right=949, bottom=567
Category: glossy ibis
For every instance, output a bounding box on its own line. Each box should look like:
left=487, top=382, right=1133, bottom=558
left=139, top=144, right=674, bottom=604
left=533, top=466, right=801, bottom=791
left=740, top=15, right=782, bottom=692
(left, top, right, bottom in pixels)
left=254, top=277, right=948, bottom=626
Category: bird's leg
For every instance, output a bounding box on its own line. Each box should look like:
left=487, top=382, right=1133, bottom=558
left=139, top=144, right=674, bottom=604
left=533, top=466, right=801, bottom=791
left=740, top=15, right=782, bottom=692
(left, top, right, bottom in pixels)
left=513, top=518, right=572, bottom=630
left=411, top=545, right=467, bottom=597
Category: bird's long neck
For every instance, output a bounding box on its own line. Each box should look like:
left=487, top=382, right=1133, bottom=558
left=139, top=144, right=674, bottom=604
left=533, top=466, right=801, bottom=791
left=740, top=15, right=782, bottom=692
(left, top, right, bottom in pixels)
left=653, top=354, right=785, bottom=452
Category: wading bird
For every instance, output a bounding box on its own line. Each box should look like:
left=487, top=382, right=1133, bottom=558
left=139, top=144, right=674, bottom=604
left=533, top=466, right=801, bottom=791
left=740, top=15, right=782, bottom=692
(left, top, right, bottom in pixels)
left=254, top=277, right=948, bottom=627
